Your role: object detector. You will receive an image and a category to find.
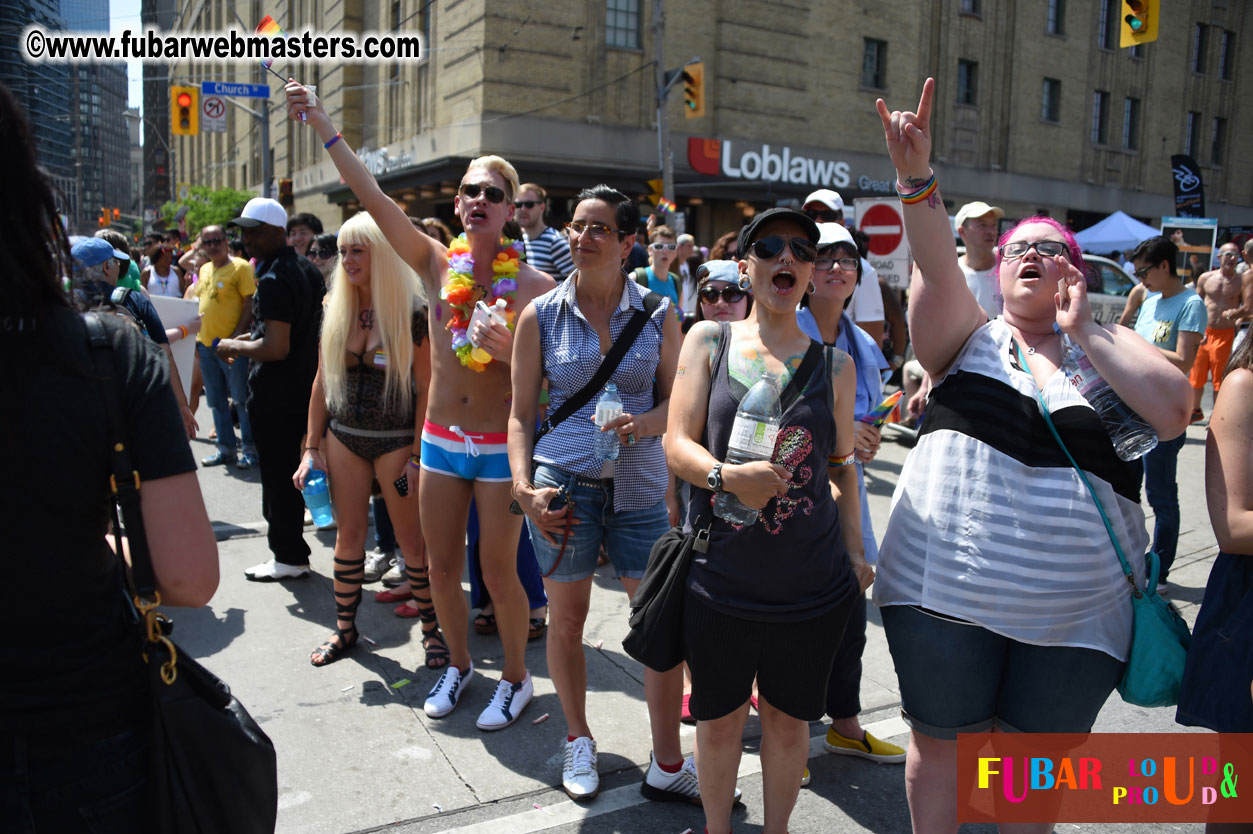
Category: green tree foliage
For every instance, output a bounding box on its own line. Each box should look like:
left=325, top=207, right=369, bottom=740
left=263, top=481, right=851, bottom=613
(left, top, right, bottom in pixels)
left=159, top=186, right=256, bottom=236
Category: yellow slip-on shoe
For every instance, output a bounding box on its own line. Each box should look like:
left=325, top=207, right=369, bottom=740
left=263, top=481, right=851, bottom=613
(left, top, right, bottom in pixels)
left=823, top=727, right=906, bottom=763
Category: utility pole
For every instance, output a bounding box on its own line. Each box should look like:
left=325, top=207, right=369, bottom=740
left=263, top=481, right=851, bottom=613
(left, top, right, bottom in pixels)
left=652, top=0, right=673, bottom=204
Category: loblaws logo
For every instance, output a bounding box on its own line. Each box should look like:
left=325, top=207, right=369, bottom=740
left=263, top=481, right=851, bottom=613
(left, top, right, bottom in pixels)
left=687, top=137, right=850, bottom=189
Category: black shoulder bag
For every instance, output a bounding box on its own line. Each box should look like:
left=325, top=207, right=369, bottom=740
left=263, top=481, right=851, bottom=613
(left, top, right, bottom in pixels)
left=623, top=336, right=826, bottom=672
left=86, top=313, right=279, bottom=834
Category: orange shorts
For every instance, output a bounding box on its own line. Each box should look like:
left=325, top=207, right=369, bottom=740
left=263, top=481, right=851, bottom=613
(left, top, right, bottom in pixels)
left=1189, top=327, right=1236, bottom=391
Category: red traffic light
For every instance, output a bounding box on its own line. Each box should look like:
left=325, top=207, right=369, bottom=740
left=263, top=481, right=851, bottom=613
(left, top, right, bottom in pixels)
left=176, top=92, right=192, bottom=108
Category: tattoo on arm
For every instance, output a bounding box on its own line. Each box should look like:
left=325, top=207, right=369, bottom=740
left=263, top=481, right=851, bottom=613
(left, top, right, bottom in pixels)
left=905, top=175, right=930, bottom=188
left=829, top=351, right=850, bottom=377
left=926, top=192, right=941, bottom=209
left=676, top=365, right=687, bottom=376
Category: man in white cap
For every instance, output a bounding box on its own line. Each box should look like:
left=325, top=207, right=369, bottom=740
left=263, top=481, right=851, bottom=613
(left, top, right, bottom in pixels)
left=803, top=189, right=883, bottom=345
left=954, top=200, right=1005, bottom=318
left=217, top=197, right=326, bottom=581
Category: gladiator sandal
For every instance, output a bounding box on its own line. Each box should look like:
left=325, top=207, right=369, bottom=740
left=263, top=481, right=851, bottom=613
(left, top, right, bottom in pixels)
left=311, top=555, right=364, bottom=667
left=407, top=563, right=449, bottom=670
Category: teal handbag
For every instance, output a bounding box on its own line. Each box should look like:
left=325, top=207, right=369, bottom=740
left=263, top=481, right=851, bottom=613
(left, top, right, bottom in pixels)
left=1021, top=345, right=1192, bottom=708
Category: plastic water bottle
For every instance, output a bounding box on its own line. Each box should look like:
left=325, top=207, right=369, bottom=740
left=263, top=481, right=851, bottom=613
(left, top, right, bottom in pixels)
left=302, top=470, right=335, bottom=527
left=714, top=373, right=783, bottom=525
left=594, top=383, right=624, bottom=462
left=1059, top=333, right=1158, bottom=461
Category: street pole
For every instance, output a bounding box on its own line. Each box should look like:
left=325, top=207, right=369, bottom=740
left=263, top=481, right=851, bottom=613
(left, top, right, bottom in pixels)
left=261, top=97, right=272, bottom=198
left=652, top=0, right=673, bottom=204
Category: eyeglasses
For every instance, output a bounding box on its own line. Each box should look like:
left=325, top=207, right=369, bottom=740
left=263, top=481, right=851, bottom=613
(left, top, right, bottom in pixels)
left=310, top=248, right=336, bottom=259
left=649, top=242, right=677, bottom=251
left=803, top=208, right=841, bottom=222
left=513, top=200, right=541, bottom=209
left=459, top=182, right=506, bottom=204
left=1219, top=251, right=1239, bottom=259
left=749, top=235, right=818, bottom=263
left=815, top=255, right=858, bottom=271
left=201, top=237, right=226, bottom=245
left=565, top=220, right=623, bottom=240
left=1000, top=239, right=1070, bottom=260
left=698, top=286, right=747, bottom=304
left=1133, top=264, right=1154, bottom=279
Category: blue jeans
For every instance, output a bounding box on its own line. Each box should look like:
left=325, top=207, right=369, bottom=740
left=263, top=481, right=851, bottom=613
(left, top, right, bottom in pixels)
left=197, top=342, right=254, bottom=455
left=1143, top=433, right=1186, bottom=583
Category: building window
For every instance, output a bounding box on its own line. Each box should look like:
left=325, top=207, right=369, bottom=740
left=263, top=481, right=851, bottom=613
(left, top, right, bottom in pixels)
left=1122, top=97, right=1140, bottom=150
left=1047, top=0, right=1065, bottom=35
left=960, top=0, right=980, bottom=14
left=1041, top=78, right=1061, bottom=122
left=1193, top=23, right=1208, bottom=73
left=1091, top=90, right=1109, bottom=144
left=1211, top=117, right=1226, bottom=165
left=1098, top=0, right=1117, bottom=49
left=957, top=60, right=978, bottom=105
left=861, top=39, right=887, bottom=89
left=1131, top=43, right=1145, bottom=58
left=1219, top=31, right=1234, bottom=80
left=1185, top=111, right=1201, bottom=157
left=605, top=0, right=641, bottom=49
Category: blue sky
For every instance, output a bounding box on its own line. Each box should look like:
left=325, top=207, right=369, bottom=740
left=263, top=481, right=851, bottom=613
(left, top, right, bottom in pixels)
left=110, top=0, right=143, bottom=107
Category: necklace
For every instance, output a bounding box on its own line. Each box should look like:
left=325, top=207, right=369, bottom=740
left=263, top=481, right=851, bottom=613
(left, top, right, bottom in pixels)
left=1014, top=328, right=1054, bottom=355
left=439, top=234, right=521, bottom=372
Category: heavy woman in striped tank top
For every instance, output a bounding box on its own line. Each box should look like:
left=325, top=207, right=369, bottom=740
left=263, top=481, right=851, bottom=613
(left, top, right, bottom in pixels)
left=874, top=79, right=1193, bottom=833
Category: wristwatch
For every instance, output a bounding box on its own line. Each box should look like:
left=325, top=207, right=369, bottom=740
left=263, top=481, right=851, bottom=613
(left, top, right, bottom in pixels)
left=706, top=463, right=724, bottom=491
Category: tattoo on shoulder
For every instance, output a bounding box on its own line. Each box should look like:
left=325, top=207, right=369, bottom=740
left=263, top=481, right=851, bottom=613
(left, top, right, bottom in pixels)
left=829, top=350, right=850, bottom=377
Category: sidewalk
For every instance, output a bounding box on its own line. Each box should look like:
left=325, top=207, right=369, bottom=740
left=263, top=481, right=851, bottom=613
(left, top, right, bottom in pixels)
left=183, top=412, right=1219, bottom=834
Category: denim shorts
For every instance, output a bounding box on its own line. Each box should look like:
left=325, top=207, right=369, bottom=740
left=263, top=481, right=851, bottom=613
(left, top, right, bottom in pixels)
left=526, top=464, right=670, bottom=582
left=881, top=604, right=1124, bottom=740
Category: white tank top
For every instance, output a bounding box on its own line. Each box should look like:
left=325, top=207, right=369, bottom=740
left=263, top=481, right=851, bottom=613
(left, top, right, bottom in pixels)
left=147, top=265, right=181, bottom=297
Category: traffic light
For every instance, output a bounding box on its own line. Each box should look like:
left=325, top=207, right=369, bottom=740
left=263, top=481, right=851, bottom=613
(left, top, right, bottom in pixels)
left=98, top=207, right=108, bottom=227
left=112, top=208, right=120, bottom=220
left=1120, top=0, right=1159, bottom=47
left=278, top=178, right=293, bottom=209
left=171, top=85, right=199, bottom=136
left=682, top=62, right=705, bottom=119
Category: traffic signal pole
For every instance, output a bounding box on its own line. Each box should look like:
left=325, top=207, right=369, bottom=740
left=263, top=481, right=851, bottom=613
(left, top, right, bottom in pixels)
left=652, top=0, right=701, bottom=207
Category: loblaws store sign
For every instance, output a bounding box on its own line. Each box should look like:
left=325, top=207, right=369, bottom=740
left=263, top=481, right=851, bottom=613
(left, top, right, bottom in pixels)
left=688, top=137, right=863, bottom=190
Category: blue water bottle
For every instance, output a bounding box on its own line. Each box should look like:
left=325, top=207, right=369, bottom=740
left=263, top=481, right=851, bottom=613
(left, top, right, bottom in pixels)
left=302, top=470, right=334, bottom=527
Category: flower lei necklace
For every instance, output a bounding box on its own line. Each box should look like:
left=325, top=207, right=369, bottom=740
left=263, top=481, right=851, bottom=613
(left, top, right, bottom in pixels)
left=439, top=234, right=521, bottom=372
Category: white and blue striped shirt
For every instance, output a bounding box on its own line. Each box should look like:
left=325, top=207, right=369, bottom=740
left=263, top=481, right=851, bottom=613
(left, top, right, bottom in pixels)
left=522, top=226, right=575, bottom=280
left=532, top=274, right=670, bottom=512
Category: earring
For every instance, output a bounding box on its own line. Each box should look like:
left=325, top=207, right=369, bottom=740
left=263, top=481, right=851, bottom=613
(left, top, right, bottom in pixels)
left=737, top=275, right=751, bottom=291
left=806, top=282, right=816, bottom=295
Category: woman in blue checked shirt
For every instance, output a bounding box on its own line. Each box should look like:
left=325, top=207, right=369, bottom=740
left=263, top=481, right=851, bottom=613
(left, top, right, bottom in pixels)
left=508, top=185, right=705, bottom=805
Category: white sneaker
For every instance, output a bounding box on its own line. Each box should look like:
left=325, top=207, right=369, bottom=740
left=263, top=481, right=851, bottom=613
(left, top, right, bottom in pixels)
left=424, top=664, right=474, bottom=718
left=641, top=754, right=740, bottom=805
left=381, top=558, right=407, bottom=587
left=562, top=736, right=599, bottom=801
left=243, top=559, right=310, bottom=582
left=362, top=548, right=396, bottom=583
left=476, top=673, right=533, bottom=731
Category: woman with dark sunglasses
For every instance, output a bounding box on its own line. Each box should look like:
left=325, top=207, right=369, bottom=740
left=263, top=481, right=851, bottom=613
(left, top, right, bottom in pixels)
left=666, top=207, right=867, bottom=834
left=307, top=232, right=339, bottom=290
left=874, top=80, right=1192, bottom=834
left=692, top=260, right=752, bottom=324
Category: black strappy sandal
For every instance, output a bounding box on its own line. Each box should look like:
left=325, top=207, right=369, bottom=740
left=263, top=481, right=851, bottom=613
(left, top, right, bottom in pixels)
left=407, top=564, right=449, bottom=670
left=311, top=555, right=364, bottom=667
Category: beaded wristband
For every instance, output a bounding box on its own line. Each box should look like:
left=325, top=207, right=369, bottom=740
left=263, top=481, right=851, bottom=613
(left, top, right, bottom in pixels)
left=828, top=452, right=856, bottom=467
left=896, top=174, right=937, bottom=204
left=324, top=132, right=342, bottom=150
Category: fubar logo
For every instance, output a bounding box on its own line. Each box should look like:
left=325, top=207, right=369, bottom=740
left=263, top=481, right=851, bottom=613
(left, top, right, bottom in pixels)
left=687, top=137, right=850, bottom=189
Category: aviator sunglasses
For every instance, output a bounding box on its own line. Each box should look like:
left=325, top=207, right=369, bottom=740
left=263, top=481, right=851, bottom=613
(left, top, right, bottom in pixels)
left=698, top=285, right=747, bottom=304
left=459, top=183, right=507, bottom=204
left=749, top=235, right=818, bottom=263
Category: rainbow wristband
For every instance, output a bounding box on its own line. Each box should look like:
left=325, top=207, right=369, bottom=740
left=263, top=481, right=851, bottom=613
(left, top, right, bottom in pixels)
left=828, top=452, right=856, bottom=467
left=896, top=174, right=937, bottom=204
left=407, top=454, right=420, bottom=469
left=324, top=132, right=342, bottom=150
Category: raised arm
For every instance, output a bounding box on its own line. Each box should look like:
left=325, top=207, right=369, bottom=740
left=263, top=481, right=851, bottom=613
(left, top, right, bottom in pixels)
left=876, top=78, right=985, bottom=375
left=1206, top=367, right=1253, bottom=553
left=284, top=80, right=440, bottom=283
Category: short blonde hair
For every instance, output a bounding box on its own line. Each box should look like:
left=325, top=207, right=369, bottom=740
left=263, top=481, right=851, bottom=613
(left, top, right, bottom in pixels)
left=650, top=224, right=677, bottom=243
left=465, top=155, right=520, bottom=202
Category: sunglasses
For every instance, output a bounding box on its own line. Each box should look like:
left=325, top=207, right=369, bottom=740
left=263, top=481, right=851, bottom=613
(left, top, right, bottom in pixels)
left=565, top=220, right=623, bottom=240
left=1219, top=251, right=1239, bottom=259
left=1000, top=240, right=1070, bottom=260
left=201, top=237, right=226, bottom=245
left=649, top=242, right=677, bottom=251
left=1133, top=264, right=1154, bottom=279
left=698, top=285, right=747, bottom=304
left=803, top=208, right=841, bottom=222
left=749, top=235, right=817, bottom=263
left=310, top=248, right=336, bottom=259
left=459, top=183, right=506, bottom=204
left=513, top=199, right=541, bottom=209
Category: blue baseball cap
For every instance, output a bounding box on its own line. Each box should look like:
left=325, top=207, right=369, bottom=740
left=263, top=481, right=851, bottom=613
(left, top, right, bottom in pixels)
left=71, top=236, right=129, bottom=267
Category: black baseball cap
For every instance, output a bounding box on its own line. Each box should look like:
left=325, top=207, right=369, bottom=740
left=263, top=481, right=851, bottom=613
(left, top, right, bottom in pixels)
left=737, top=208, right=820, bottom=257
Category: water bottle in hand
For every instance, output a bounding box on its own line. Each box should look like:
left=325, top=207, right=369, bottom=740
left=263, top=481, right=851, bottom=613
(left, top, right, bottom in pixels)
left=594, top=383, right=623, bottom=462
left=714, top=373, right=783, bottom=525
left=1059, top=332, right=1158, bottom=461
left=301, top=470, right=335, bottom=527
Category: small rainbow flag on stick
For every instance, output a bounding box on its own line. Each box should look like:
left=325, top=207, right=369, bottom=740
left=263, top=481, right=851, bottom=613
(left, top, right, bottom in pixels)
left=860, top=390, right=903, bottom=426
left=656, top=197, right=677, bottom=214
left=255, top=14, right=303, bottom=119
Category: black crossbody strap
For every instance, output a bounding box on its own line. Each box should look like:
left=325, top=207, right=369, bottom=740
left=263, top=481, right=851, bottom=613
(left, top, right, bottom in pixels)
left=85, top=313, right=158, bottom=598
left=534, top=290, right=662, bottom=444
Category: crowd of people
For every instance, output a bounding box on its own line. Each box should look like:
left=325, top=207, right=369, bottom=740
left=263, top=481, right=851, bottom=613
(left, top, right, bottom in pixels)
left=4, top=71, right=1251, bottom=834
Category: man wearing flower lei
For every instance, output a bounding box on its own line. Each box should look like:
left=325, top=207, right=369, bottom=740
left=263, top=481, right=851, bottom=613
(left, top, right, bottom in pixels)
left=286, top=80, right=556, bottom=730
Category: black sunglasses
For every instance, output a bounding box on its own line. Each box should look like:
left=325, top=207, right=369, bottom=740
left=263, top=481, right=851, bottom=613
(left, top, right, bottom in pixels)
left=513, top=199, right=541, bottom=209
left=310, top=248, right=336, bottom=259
left=459, top=183, right=506, bottom=204
left=698, top=285, right=747, bottom=304
left=803, top=208, right=841, bottom=222
left=749, top=235, right=818, bottom=263
left=201, top=237, right=227, bottom=245
left=1133, top=264, right=1154, bottom=279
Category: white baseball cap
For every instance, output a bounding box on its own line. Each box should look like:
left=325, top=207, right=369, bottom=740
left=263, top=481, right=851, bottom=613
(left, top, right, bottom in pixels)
left=803, top=189, right=844, bottom=213
left=816, top=222, right=855, bottom=248
left=229, top=197, right=288, bottom=229
left=954, top=201, right=1005, bottom=228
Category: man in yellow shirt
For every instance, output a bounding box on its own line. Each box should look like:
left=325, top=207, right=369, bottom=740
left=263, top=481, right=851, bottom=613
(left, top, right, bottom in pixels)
left=195, top=225, right=258, bottom=468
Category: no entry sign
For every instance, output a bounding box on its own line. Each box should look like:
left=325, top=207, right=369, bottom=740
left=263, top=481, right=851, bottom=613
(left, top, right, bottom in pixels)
left=854, top=197, right=911, bottom=289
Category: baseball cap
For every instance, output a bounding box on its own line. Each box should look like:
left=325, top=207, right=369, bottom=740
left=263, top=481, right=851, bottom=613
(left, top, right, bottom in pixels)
left=816, top=222, right=855, bottom=248
left=70, top=236, right=130, bottom=267
left=737, top=208, right=820, bottom=257
left=696, top=260, right=740, bottom=285
left=955, top=201, right=1005, bottom=228
left=803, top=189, right=845, bottom=213
left=229, top=197, right=288, bottom=229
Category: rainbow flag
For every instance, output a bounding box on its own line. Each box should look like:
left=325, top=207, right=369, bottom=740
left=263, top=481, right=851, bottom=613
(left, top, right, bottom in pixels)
left=656, top=197, right=677, bottom=214
left=860, top=390, right=903, bottom=426
left=255, top=15, right=286, bottom=68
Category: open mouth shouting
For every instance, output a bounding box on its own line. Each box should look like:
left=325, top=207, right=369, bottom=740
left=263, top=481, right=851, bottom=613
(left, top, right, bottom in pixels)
left=771, top=270, right=798, bottom=295
left=1017, top=263, right=1044, bottom=282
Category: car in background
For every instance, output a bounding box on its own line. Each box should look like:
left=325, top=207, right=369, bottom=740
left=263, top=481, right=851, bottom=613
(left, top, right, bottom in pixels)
left=1082, top=254, right=1138, bottom=326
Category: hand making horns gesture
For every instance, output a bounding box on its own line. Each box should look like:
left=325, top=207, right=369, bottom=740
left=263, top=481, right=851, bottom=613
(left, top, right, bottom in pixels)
left=875, top=77, right=935, bottom=182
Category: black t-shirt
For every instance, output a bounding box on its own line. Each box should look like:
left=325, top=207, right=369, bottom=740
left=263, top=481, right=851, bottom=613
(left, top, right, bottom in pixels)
left=247, top=246, right=325, bottom=413
left=0, top=309, right=195, bottom=735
